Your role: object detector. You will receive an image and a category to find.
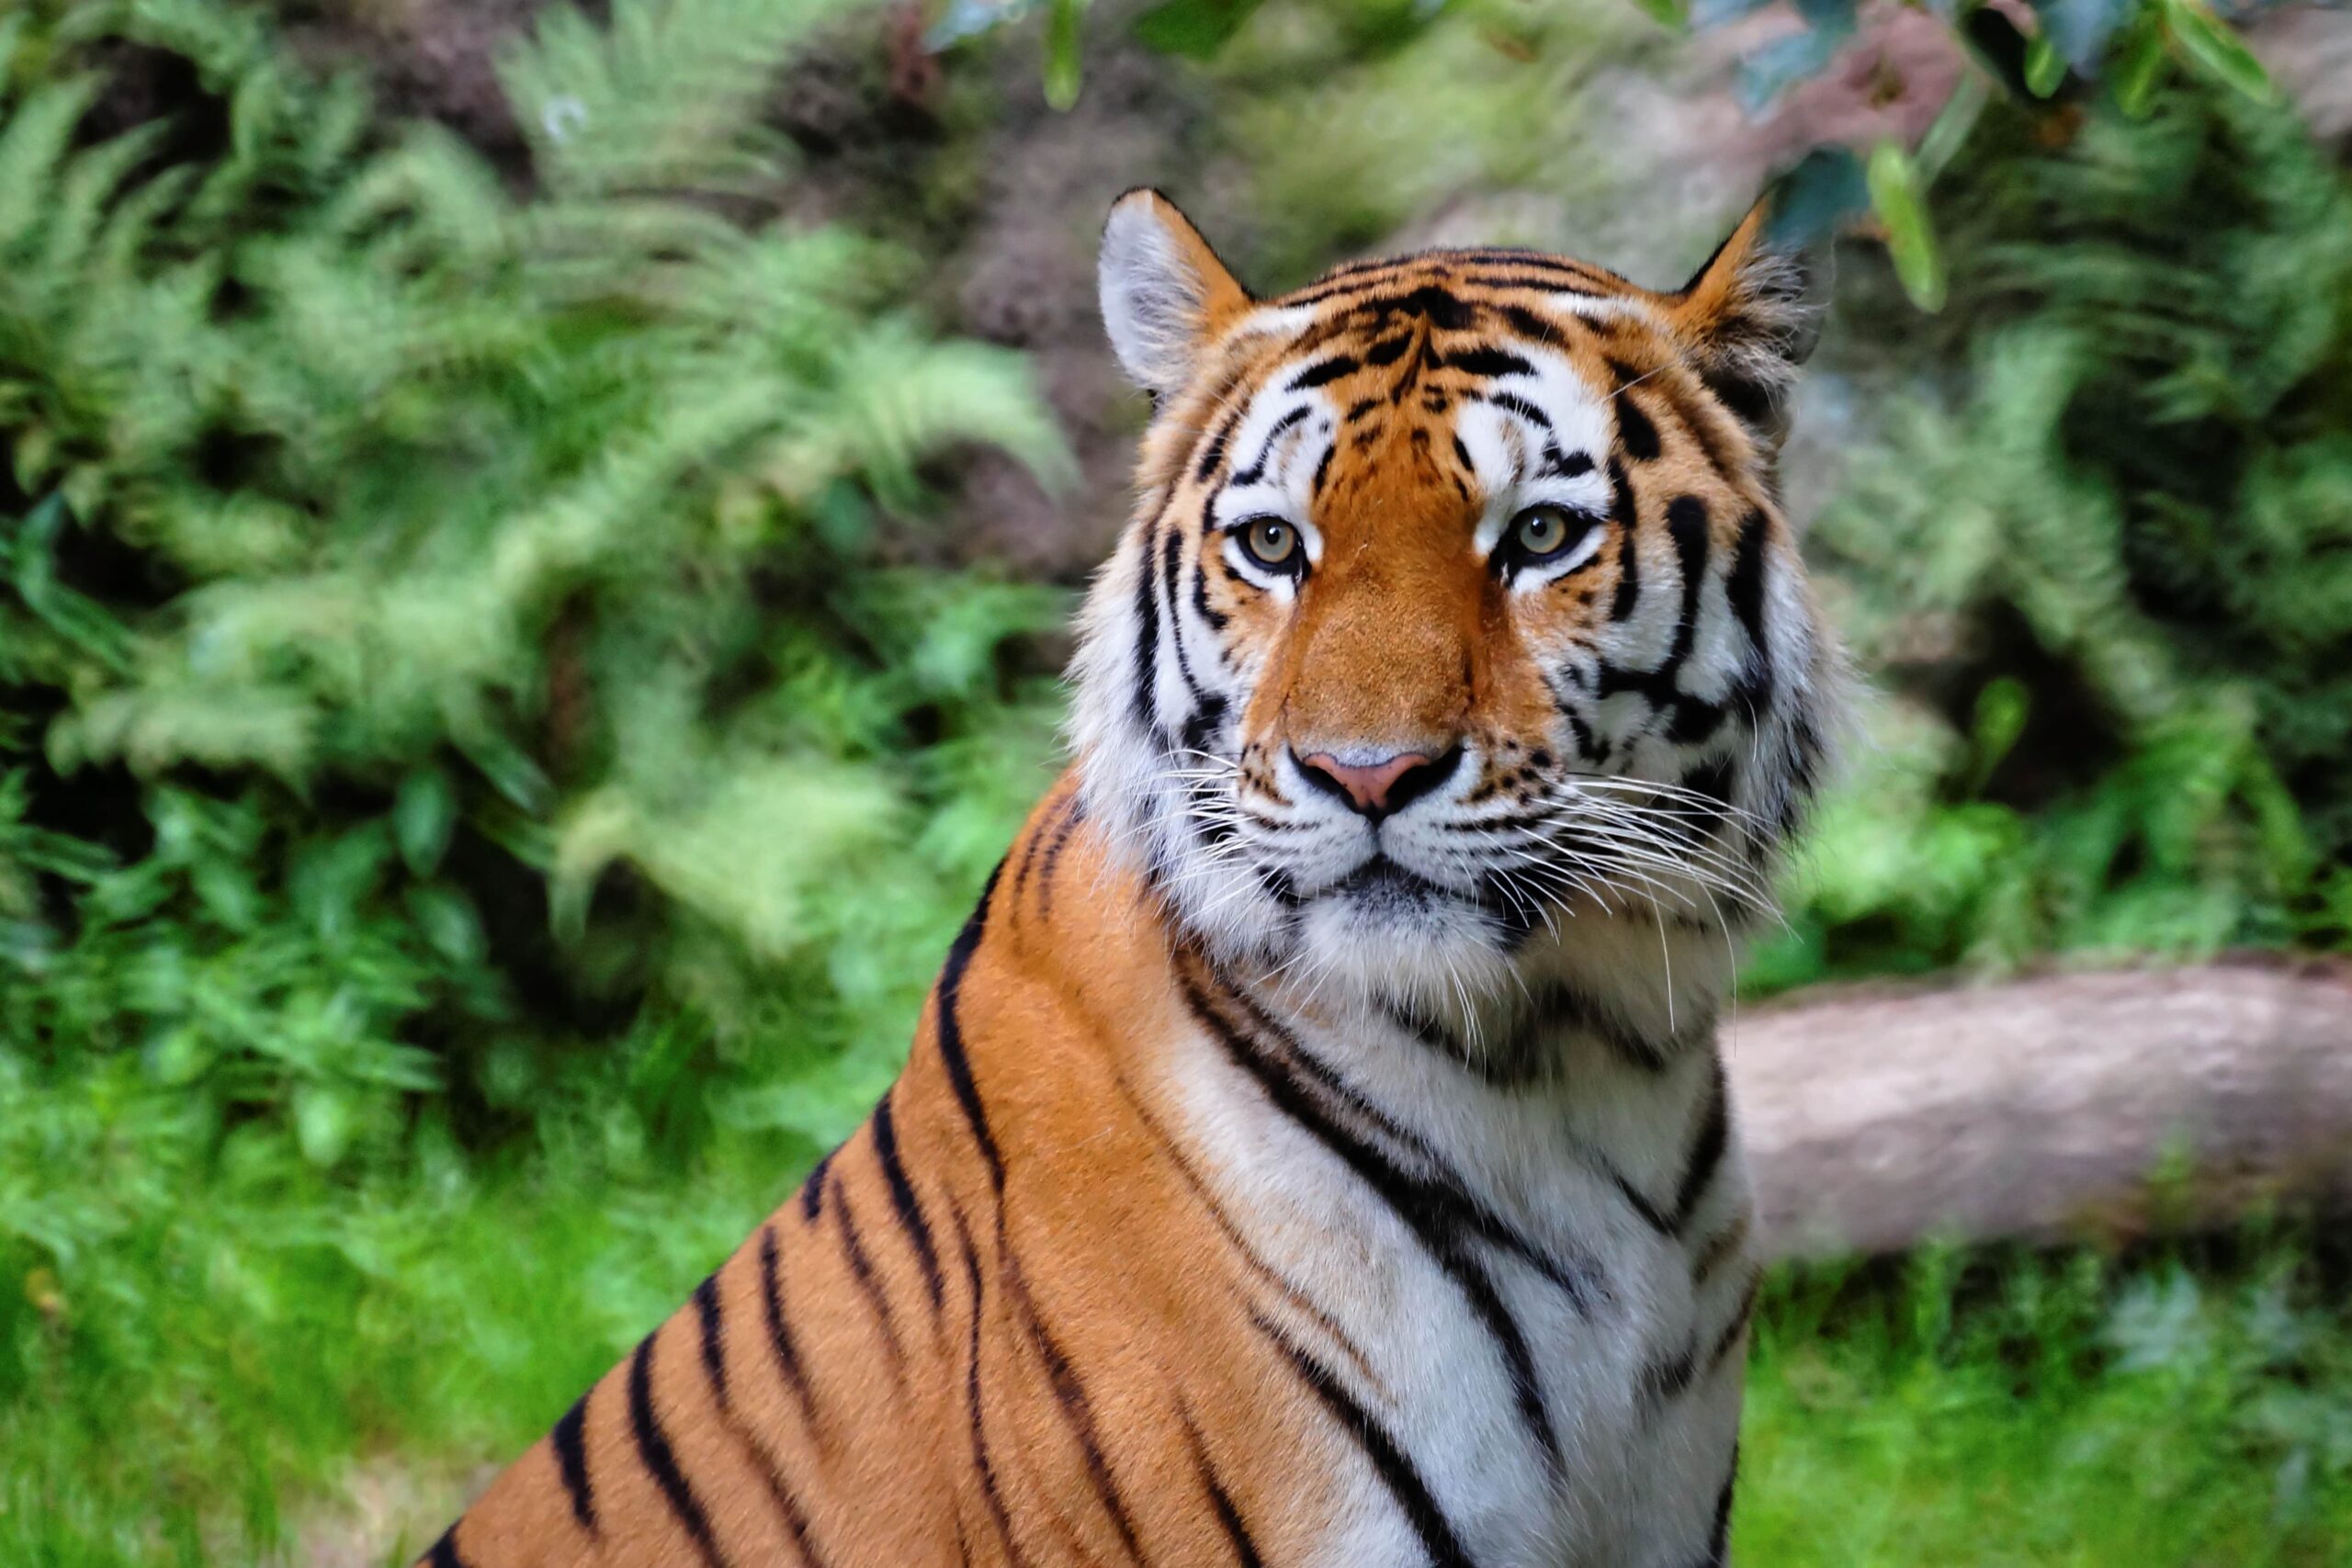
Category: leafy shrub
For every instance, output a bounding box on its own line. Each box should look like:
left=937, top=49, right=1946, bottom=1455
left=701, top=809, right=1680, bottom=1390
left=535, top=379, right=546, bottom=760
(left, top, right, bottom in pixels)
left=0, top=0, right=1068, bottom=1167
left=1756, top=80, right=2352, bottom=986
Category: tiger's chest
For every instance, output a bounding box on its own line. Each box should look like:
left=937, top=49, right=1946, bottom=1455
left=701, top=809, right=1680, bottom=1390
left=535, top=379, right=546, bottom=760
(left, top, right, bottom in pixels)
left=1169, top=1007, right=1754, bottom=1568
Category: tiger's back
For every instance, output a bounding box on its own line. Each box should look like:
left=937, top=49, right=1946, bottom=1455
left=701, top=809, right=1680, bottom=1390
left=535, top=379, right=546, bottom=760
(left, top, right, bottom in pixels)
left=424, top=187, right=1837, bottom=1568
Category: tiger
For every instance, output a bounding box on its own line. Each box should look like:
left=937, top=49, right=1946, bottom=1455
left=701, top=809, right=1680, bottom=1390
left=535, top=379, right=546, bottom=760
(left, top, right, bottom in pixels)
left=418, top=186, right=1838, bottom=1568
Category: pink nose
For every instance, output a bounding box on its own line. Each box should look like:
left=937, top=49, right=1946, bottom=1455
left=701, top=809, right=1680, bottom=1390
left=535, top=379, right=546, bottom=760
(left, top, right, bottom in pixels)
left=1298, top=750, right=1436, bottom=815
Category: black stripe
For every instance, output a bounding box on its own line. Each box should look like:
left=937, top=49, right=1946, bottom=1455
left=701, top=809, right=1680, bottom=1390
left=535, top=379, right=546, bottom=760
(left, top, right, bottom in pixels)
left=1131, top=515, right=1163, bottom=731
left=1160, top=524, right=1216, bottom=719
left=1180, top=1411, right=1265, bottom=1568
left=1706, top=1275, right=1760, bottom=1374
left=1256, top=1314, right=1473, bottom=1568
left=1683, top=756, right=1737, bottom=840
left=832, top=1183, right=908, bottom=1369
left=628, top=1334, right=725, bottom=1568
left=1483, top=390, right=1553, bottom=431
left=1690, top=1210, right=1750, bottom=1290
left=1365, top=333, right=1412, bottom=366
left=1399, top=284, right=1475, bottom=331
left=1607, top=459, right=1641, bottom=620
left=694, top=1282, right=832, bottom=1568
left=1724, top=508, right=1773, bottom=719
left=694, top=1274, right=729, bottom=1411
left=1703, top=1447, right=1738, bottom=1565
left=800, top=1148, right=831, bottom=1223
left=1666, top=378, right=1743, bottom=481
left=1233, top=405, right=1312, bottom=484
left=935, top=863, right=1008, bottom=1190
left=551, top=1391, right=598, bottom=1535
left=1196, top=402, right=1247, bottom=480
left=1500, top=302, right=1566, bottom=343
left=1189, top=502, right=1231, bottom=633
left=1453, top=272, right=1612, bottom=295
left=1441, top=345, right=1534, bottom=378
left=1668, top=697, right=1728, bottom=747
left=731, top=1427, right=830, bottom=1568
left=1037, top=795, right=1087, bottom=919
left=1010, top=1272, right=1145, bottom=1562
left=1288, top=355, right=1359, bottom=389
left=1671, top=1061, right=1729, bottom=1230
left=1724, top=508, right=1770, bottom=652
left=1664, top=495, right=1711, bottom=667
left=1704, top=365, right=1778, bottom=433
left=953, top=1208, right=1030, bottom=1568
left=1640, top=1334, right=1699, bottom=1405
left=1616, top=386, right=1662, bottom=462
left=756, top=1224, right=820, bottom=1426
left=1186, top=981, right=1582, bottom=1465
left=424, top=1529, right=469, bottom=1568
left=1608, top=1165, right=1673, bottom=1234
left=870, top=1092, right=945, bottom=1309
left=1568, top=982, right=1669, bottom=1072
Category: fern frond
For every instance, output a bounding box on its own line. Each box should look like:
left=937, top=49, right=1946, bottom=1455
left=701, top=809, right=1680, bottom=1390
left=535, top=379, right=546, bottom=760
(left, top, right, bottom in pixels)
left=500, top=0, right=854, bottom=197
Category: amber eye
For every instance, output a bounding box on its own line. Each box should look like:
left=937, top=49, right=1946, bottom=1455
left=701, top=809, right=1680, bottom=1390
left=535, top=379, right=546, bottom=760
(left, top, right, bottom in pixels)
left=1502, top=503, right=1596, bottom=570
left=1238, top=516, right=1302, bottom=571
left=1510, top=504, right=1577, bottom=557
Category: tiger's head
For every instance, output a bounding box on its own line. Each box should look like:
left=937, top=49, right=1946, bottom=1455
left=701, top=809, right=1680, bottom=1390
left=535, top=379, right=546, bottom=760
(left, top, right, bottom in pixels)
left=1071, top=190, right=1840, bottom=1044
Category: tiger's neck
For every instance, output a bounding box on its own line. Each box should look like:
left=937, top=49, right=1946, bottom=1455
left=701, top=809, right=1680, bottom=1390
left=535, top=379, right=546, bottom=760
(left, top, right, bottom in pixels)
left=966, top=773, right=1755, bottom=1563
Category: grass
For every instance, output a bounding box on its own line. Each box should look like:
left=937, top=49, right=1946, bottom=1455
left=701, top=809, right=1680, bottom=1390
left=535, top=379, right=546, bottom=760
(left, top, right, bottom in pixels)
left=1739, top=1242, right=2352, bottom=1565
left=0, top=1072, right=814, bottom=1567
left=7, top=1084, right=2348, bottom=1566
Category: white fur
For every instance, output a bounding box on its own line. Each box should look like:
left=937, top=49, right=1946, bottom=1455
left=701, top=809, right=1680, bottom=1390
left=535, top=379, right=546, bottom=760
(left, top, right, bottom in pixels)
left=1068, top=267, right=1834, bottom=1561
left=1099, top=201, right=1208, bottom=396
left=1151, top=980, right=1752, bottom=1567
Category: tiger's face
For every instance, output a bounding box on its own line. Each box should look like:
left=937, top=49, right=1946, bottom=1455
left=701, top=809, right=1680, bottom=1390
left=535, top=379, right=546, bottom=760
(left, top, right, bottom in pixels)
left=1073, top=190, right=1838, bottom=1032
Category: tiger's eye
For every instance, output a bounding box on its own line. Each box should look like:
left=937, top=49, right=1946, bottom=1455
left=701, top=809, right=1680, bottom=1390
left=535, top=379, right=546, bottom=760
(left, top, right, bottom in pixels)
left=1507, top=503, right=1592, bottom=565
left=1511, top=505, right=1571, bottom=556
left=1240, top=517, right=1300, bottom=570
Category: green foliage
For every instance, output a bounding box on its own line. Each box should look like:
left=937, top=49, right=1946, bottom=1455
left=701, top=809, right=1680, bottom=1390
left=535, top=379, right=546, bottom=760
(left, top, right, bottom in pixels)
left=1753, top=80, right=2352, bottom=987
left=0, top=6, right=1069, bottom=1553
left=1740, top=1236, right=2352, bottom=1563
left=0, top=1054, right=801, bottom=1565
left=0, top=0, right=1068, bottom=1171
left=1207, top=0, right=1651, bottom=286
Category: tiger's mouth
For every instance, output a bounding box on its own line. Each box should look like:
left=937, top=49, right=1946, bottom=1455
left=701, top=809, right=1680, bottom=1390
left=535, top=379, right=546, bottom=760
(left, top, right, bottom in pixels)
left=1327, top=856, right=1447, bottom=905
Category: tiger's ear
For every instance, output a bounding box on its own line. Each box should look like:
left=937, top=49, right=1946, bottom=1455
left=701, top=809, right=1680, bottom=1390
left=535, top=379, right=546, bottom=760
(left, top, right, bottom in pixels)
left=1098, top=188, right=1253, bottom=400
left=1666, top=197, right=1828, bottom=449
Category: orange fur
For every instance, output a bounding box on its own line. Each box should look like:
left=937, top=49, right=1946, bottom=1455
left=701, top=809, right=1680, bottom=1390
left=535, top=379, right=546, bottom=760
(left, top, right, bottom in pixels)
left=419, top=195, right=1828, bottom=1568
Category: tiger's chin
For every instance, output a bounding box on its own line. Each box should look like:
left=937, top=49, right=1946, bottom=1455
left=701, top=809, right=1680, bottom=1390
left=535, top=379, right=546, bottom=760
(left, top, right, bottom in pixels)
left=1275, top=860, right=1520, bottom=1018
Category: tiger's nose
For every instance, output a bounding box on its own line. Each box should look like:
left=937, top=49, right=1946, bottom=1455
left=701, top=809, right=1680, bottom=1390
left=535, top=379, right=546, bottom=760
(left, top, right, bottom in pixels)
left=1294, top=747, right=1462, bottom=819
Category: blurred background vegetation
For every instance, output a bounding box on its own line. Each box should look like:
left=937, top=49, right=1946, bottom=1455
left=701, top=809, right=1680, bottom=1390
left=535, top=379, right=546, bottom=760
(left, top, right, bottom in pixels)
left=1, top=0, right=2346, bottom=1562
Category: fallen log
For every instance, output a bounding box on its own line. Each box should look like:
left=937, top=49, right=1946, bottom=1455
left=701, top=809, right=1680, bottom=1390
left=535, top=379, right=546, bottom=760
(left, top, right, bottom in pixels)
left=1729, top=956, right=2352, bottom=1258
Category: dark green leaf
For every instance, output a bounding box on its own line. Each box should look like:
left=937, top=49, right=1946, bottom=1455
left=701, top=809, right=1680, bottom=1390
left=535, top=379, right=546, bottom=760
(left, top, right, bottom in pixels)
left=2111, top=14, right=2170, bottom=114
left=1045, top=0, right=1085, bottom=109
left=392, top=768, right=456, bottom=877
left=1133, top=0, right=1264, bottom=60
left=2162, top=0, right=2277, bottom=104
left=2024, top=34, right=2067, bottom=97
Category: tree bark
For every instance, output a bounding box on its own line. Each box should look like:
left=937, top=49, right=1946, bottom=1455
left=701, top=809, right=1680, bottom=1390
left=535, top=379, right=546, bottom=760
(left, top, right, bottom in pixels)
left=1729, top=956, right=2352, bottom=1258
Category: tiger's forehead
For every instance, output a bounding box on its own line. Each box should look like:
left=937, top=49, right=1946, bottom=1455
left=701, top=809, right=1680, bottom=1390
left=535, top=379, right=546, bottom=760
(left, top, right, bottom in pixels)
left=1161, top=250, right=1699, bottom=525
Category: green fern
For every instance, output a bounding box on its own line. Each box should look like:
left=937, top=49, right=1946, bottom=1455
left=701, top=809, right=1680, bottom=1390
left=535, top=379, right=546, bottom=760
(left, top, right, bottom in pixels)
left=0, top=0, right=1069, bottom=1161
left=1766, top=80, right=2352, bottom=985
